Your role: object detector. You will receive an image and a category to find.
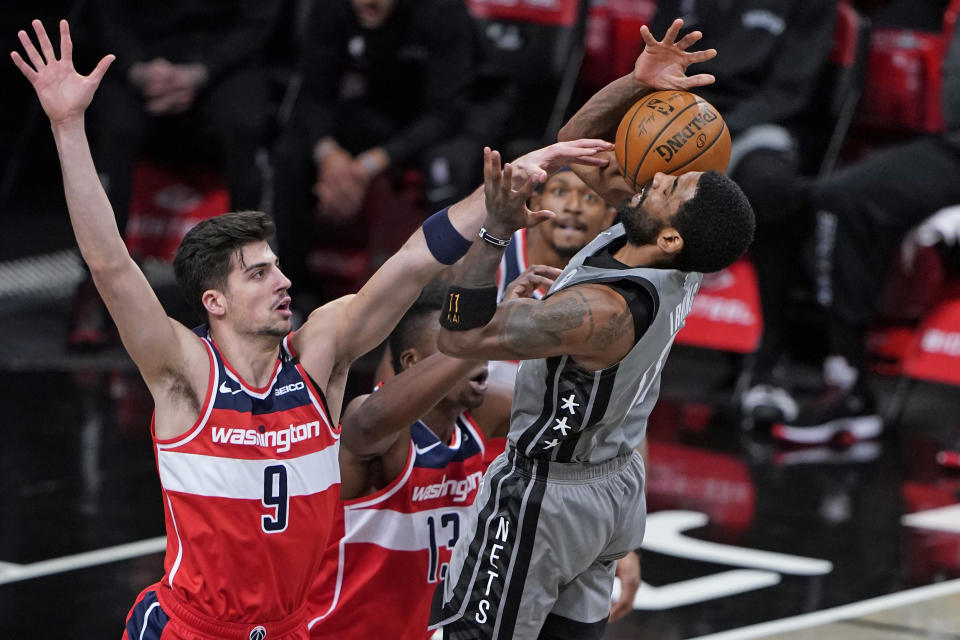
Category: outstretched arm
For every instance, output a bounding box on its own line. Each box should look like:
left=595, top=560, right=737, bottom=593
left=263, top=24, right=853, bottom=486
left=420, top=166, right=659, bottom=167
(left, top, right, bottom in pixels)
left=10, top=20, right=209, bottom=432
left=558, top=18, right=717, bottom=205
left=337, top=352, right=484, bottom=499
left=293, top=140, right=612, bottom=419
left=341, top=353, right=482, bottom=459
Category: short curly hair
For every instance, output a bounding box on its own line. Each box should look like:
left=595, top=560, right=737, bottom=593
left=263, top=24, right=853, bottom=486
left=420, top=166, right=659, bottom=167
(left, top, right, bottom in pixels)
left=172, top=211, right=276, bottom=320
left=671, top=171, right=755, bottom=273
left=388, top=281, right=448, bottom=374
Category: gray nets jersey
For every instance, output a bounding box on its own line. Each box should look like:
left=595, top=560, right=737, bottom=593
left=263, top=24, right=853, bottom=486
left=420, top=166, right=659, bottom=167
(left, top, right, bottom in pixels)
left=507, top=223, right=702, bottom=463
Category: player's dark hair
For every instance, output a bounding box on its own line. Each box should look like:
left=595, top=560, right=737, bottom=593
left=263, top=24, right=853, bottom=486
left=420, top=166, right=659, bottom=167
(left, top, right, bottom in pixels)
left=173, top=211, right=276, bottom=320
left=388, top=281, right=448, bottom=374
left=671, top=171, right=755, bottom=273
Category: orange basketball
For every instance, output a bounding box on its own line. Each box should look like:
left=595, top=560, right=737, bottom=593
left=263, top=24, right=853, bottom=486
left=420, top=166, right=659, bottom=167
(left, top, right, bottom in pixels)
left=615, top=90, right=731, bottom=191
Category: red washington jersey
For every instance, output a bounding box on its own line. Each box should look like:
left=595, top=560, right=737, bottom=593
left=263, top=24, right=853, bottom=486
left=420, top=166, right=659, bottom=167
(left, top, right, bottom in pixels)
left=308, top=413, right=486, bottom=639
left=152, top=328, right=340, bottom=623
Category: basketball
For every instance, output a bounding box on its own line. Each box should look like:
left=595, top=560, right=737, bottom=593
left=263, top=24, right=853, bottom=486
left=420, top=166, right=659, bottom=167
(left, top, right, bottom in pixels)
left=615, top=90, right=731, bottom=191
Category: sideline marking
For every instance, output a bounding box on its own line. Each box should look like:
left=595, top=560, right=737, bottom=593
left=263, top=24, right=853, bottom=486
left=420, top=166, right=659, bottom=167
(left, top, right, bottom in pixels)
left=644, top=511, right=832, bottom=575
left=0, top=537, right=166, bottom=585
left=627, top=570, right=782, bottom=610
left=687, top=577, right=960, bottom=640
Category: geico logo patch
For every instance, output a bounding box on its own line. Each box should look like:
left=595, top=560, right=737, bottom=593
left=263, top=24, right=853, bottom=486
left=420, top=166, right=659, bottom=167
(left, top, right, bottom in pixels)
left=275, top=381, right=305, bottom=396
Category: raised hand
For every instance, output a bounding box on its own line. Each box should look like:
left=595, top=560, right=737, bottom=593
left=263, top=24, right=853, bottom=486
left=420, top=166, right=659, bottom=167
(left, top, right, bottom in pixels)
left=634, top=18, right=716, bottom=91
left=511, top=138, right=613, bottom=184
left=482, top=147, right=556, bottom=236
left=10, top=19, right=114, bottom=126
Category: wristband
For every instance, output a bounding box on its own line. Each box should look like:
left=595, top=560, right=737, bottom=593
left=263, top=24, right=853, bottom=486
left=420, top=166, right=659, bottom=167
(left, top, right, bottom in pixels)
left=423, top=208, right=473, bottom=265
left=478, top=227, right=511, bottom=248
left=439, top=285, right=498, bottom=331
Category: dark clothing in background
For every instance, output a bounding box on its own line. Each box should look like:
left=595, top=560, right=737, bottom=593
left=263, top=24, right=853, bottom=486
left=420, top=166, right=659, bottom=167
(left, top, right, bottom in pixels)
left=94, top=0, right=278, bottom=84
left=652, top=0, right=837, bottom=380
left=813, top=15, right=960, bottom=370
left=91, top=0, right=278, bottom=231
left=271, top=0, right=479, bottom=301
left=650, top=0, right=837, bottom=135
left=293, top=0, right=476, bottom=165
left=91, top=70, right=269, bottom=234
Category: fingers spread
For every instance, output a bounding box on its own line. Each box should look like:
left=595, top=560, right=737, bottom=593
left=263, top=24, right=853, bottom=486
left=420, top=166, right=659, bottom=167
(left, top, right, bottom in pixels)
left=683, top=73, right=716, bottom=88
left=639, top=24, right=657, bottom=47
left=59, top=20, right=72, bottom=61
left=10, top=51, right=37, bottom=80
left=88, top=54, right=115, bottom=85
left=664, top=18, right=683, bottom=44
left=573, top=138, right=614, bottom=150
left=677, top=30, right=702, bottom=51
left=33, top=19, right=55, bottom=63
left=18, top=30, right=44, bottom=70
left=484, top=147, right=503, bottom=187
left=687, top=48, right=718, bottom=64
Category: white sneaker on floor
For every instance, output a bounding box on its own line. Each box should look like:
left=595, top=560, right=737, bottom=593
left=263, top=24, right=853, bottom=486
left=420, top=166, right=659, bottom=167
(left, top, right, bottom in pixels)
left=741, top=384, right=799, bottom=423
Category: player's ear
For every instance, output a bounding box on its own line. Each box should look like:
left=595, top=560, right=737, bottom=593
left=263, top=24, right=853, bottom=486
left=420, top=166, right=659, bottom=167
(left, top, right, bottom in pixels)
left=399, top=348, right=420, bottom=371
left=202, top=289, right=227, bottom=318
left=656, top=227, right=683, bottom=256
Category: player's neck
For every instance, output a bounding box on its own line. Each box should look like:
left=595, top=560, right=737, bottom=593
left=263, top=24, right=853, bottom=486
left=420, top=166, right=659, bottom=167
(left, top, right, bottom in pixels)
left=613, top=241, right=675, bottom=269
left=526, top=235, right=572, bottom=270
left=208, top=325, right=282, bottom=388
left=422, top=403, right=462, bottom=444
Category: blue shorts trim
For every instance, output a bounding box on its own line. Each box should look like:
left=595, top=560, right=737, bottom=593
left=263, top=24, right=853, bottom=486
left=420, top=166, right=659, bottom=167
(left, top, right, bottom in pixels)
left=126, top=589, right=170, bottom=640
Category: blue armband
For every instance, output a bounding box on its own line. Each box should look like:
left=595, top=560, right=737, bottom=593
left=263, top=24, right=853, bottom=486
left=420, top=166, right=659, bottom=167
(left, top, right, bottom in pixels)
left=423, top=207, right=473, bottom=265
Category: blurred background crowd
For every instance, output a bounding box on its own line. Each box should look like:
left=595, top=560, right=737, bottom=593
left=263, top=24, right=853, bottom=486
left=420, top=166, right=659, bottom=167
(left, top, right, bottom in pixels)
left=3, top=0, right=960, bottom=452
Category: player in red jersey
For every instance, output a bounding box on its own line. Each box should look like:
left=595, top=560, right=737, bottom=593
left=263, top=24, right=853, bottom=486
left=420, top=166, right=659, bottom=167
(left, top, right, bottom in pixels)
left=10, top=19, right=612, bottom=639
left=307, top=281, right=528, bottom=639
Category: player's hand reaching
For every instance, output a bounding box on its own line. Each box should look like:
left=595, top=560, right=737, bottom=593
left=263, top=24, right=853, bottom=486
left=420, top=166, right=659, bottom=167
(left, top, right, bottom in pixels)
left=503, top=264, right=562, bottom=301
left=511, top=139, right=614, bottom=184
left=482, top=147, right=556, bottom=237
left=633, top=18, right=716, bottom=91
left=10, top=20, right=114, bottom=127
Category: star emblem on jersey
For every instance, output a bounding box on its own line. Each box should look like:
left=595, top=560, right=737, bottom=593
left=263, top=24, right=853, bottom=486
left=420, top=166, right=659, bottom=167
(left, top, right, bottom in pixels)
left=543, top=439, right=560, bottom=449
left=553, top=416, right=572, bottom=436
left=560, top=394, right=580, bottom=415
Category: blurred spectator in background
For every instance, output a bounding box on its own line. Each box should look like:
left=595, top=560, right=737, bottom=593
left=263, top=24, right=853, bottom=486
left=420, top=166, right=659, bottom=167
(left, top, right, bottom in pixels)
left=772, top=14, right=960, bottom=445
left=69, top=0, right=279, bottom=348
left=271, top=0, right=480, bottom=309
left=648, top=0, right=837, bottom=419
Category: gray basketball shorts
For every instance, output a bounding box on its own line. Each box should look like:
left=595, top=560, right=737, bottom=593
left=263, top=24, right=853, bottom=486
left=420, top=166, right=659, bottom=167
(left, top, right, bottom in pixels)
left=428, top=444, right=646, bottom=640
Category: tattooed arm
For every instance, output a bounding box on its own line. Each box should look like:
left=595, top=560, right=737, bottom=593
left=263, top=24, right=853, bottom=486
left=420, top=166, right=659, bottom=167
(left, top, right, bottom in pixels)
left=557, top=18, right=717, bottom=206
left=438, top=283, right=636, bottom=370
left=438, top=146, right=637, bottom=369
